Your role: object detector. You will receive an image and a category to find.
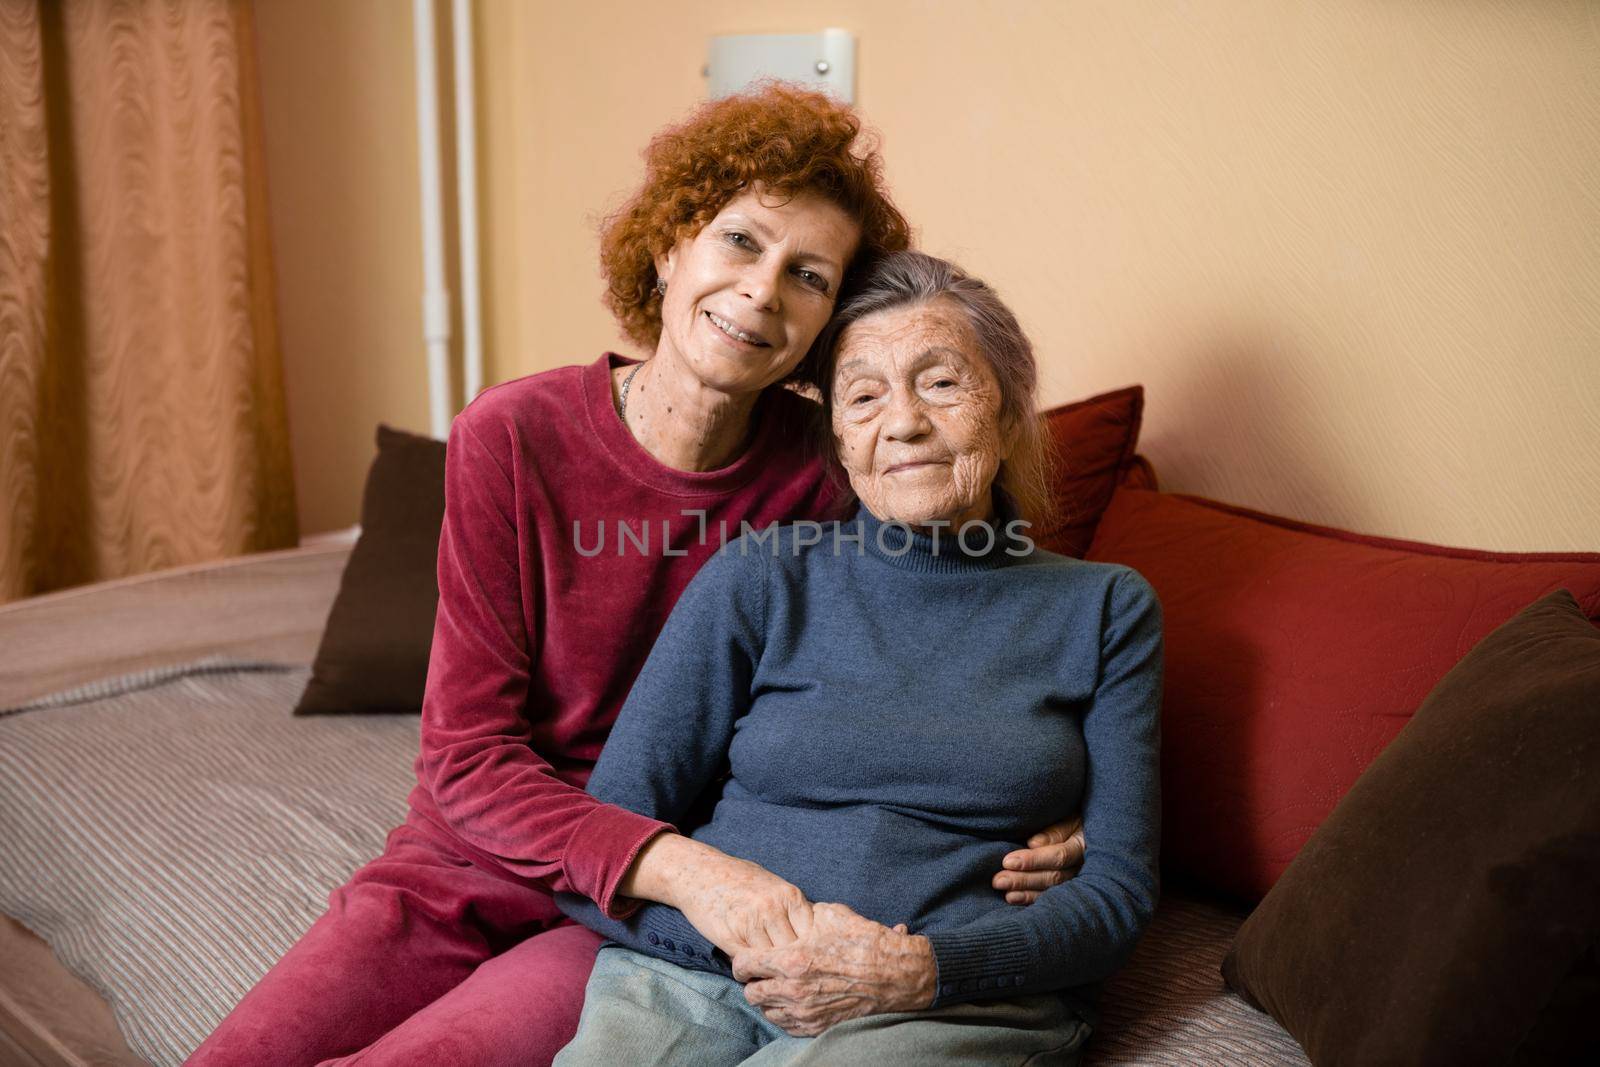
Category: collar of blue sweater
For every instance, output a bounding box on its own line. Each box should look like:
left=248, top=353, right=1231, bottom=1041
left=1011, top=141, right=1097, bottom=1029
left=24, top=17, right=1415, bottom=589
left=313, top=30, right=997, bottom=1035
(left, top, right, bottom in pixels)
left=851, top=500, right=1032, bottom=574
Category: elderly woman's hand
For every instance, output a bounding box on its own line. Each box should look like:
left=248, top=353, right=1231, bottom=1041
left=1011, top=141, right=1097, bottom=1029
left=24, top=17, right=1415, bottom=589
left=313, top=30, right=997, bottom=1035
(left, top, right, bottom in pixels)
left=621, top=833, right=815, bottom=956
left=732, top=902, right=935, bottom=1037
left=993, top=814, right=1086, bottom=904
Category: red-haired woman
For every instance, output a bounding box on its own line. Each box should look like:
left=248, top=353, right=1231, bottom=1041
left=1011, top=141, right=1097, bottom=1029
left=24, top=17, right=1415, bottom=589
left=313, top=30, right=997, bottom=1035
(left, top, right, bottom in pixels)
left=187, top=85, right=1084, bottom=1067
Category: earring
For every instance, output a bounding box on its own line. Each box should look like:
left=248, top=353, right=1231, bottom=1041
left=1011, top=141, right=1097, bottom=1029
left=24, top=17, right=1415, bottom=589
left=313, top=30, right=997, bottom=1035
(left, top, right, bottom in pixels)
left=655, top=278, right=667, bottom=295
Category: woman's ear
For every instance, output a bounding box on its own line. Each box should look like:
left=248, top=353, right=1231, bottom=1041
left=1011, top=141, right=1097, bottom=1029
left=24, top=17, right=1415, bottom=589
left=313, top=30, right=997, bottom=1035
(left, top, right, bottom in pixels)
left=653, top=246, right=678, bottom=290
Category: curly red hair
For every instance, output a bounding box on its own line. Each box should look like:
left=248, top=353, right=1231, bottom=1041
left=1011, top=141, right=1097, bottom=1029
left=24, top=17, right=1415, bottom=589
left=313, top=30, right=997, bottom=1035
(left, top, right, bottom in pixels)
left=600, top=82, right=912, bottom=352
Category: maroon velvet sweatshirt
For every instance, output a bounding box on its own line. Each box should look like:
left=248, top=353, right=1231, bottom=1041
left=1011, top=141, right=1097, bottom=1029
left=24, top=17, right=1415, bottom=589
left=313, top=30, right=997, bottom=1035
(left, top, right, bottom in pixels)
left=406, top=353, right=844, bottom=919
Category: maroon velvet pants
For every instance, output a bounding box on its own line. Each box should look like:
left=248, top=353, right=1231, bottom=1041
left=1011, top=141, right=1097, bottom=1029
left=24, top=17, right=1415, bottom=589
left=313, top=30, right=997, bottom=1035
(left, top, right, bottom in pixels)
left=185, top=808, right=602, bottom=1066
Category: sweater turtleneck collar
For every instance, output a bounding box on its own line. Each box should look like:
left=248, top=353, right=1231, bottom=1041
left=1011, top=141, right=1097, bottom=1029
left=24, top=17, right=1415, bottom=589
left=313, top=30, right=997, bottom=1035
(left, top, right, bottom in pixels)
left=850, top=499, right=1032, bottom=574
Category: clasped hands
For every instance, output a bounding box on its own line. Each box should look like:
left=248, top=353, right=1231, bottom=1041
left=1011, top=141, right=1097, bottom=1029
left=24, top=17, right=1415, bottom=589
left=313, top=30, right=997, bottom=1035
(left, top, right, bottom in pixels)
left=730, top=899, right=932, bottom=1037
left=627, top=816, right=1085, bottom=1037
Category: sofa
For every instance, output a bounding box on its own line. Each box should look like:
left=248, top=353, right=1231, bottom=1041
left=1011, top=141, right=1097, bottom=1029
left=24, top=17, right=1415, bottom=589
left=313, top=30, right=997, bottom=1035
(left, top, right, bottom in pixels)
left=2, top=384, right=1595, bottom=1066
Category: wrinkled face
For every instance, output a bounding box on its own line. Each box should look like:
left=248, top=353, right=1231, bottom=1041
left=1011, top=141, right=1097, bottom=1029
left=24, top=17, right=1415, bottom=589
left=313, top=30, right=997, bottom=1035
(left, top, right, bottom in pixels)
left=830, top=299, right=1011, bottom=529
left=654, top=186, right=860, bottom=396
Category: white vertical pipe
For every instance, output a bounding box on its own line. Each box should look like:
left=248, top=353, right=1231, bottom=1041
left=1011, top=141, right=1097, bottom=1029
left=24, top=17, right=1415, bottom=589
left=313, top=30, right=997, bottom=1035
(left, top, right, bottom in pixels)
left=413, top=0, right=453, bottom=439
left=451, top=0, right=484, bottom=404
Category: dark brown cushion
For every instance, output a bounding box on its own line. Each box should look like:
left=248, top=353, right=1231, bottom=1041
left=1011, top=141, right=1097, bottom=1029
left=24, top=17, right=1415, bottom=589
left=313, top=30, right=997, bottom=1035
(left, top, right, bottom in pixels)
left=1221, top=588, right=1600, bottom=1066
left=294, top=424, right=446, bottom=715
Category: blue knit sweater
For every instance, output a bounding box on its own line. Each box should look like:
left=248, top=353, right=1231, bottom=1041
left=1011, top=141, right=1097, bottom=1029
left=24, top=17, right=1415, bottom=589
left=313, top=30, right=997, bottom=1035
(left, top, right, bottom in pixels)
left=557, top=505, right=1163, bottom=1017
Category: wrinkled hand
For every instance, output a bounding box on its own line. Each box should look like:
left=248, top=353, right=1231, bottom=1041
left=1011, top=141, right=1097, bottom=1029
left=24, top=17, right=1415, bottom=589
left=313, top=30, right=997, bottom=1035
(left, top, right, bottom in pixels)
left=627, top=835, right=815, bottom=957
left=732, top=902, right=935, bottom=1037
left=993, top=814, right=1086, bottom=904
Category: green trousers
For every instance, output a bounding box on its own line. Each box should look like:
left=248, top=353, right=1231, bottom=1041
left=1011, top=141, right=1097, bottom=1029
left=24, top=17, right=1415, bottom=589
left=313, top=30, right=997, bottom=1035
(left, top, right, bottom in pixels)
left=553, top=946, right=1092, bottom=1067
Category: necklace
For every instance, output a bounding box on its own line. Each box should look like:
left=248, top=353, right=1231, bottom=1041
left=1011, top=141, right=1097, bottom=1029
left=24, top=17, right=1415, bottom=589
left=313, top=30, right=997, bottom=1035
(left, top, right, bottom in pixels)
left=617, top=362, right=643, bottom=424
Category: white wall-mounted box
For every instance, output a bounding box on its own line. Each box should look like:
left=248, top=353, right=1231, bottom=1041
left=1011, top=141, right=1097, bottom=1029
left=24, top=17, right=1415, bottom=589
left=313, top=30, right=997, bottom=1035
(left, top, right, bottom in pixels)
left=706, top=29, right=856, bottom=103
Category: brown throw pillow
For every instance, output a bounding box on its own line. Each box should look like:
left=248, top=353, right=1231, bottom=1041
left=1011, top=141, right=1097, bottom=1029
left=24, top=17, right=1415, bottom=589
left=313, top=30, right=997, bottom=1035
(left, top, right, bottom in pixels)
left=1221, top=589, right=1600, bottom=1066
left=294, top=424, right=446, bottom=715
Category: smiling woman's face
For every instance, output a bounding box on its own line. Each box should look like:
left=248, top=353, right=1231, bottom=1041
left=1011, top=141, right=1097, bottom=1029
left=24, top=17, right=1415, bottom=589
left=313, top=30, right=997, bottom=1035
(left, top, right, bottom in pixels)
left=654, top=186, right=860, bottom=396
left=830, top=299, right=1010, bottom=529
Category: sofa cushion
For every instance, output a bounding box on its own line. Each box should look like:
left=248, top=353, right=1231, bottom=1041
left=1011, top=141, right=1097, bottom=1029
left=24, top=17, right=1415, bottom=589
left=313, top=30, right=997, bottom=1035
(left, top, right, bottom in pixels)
left=1221, top=589, right=1600, bottom=1067
left=1035, top=385, right=1146, bottom=557
left=1085, top=488, right=1600, bottom=900
left=294, top=424, right=446, bottom=715
left=1117, top=454, right=1158, bottom=491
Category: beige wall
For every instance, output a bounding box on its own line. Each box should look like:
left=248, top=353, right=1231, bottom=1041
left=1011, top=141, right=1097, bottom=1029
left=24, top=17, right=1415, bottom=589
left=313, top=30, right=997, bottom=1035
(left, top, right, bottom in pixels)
left=254, top=0, right=432, bottom=537
left=259, top=0, right=1600, bottom=550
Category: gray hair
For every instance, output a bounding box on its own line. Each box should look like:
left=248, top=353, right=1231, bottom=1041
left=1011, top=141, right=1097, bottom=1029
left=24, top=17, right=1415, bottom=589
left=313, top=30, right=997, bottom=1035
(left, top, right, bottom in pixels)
left=806, top=250, right=1053, bottom=525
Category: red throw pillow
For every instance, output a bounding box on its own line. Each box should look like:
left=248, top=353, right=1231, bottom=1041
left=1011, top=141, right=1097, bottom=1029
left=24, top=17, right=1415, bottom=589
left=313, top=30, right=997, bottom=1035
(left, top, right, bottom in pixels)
left=1118, top=454, right=1159, bottom=491
left=1086, top=488, right=1600, bottom=902
left=1035, top=386, right=1145, bottom=558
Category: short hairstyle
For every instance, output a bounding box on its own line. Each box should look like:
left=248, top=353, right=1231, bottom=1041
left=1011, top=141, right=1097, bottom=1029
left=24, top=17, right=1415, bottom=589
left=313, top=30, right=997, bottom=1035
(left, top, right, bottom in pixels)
left=599, top=82, right=912, bottom=352
left=808, top=251, right=1054, bottom=526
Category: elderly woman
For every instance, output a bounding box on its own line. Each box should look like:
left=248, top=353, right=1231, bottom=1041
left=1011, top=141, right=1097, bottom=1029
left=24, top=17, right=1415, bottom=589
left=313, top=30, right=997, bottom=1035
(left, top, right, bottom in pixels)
left=552, top=251, right=1164, bottom=1066
left=188, top=92, right=1083, bottom=1067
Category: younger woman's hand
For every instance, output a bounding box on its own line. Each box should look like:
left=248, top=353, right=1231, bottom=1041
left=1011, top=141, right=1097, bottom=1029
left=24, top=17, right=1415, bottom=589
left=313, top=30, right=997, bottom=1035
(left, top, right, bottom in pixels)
left=621, top=833, right=814, bottom=956
left=993, top=814, right=1086, bottom=904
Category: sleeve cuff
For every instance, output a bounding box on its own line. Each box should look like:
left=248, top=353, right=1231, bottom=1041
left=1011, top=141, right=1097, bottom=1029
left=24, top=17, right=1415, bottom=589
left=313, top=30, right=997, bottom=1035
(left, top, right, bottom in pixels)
left=565, top=803, right=674, bottom=919
left=925, top=915, right=1033, bottom=1006
left=636, top=907, right=731, bottom=977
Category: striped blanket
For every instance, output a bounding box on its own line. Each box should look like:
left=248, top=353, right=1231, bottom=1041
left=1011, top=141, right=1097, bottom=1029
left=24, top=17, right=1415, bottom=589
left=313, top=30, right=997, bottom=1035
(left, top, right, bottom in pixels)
left=0, top=661, right=1306, bottom=1066
left=0, top=662, right=418, bottom=1065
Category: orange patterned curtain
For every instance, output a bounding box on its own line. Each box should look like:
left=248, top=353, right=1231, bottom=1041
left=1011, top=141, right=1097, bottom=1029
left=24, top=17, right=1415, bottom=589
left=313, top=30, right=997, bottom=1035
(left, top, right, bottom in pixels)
left=0, top=0, right=296, bottom=605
